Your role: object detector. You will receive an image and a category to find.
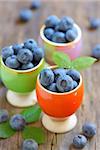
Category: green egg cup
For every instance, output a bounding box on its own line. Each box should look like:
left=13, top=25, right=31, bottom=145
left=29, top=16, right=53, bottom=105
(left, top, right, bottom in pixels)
left=0, top=57, right=45, bottom=107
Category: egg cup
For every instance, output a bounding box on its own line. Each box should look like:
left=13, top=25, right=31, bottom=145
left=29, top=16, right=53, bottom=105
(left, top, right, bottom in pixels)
left=39, top=24, right=82, bottom=64
left=36, top=66, right=84, bottom=133
left=0, top=57, right=45, bottom=107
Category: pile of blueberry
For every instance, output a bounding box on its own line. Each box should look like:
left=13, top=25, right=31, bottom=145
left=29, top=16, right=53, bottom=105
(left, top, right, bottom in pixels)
left=1, top=39, right=44, bottom=70
left=44, top=15, right=78, bottom=43
left=39, top=68, right=80, bottom=93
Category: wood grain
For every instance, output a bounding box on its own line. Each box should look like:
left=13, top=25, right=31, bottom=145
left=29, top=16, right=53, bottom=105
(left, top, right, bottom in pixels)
left=0, top=1, right=100, bottom=150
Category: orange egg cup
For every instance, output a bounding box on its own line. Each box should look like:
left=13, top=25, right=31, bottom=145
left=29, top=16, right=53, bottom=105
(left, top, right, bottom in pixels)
left=36, top=66, right=84, bottom=133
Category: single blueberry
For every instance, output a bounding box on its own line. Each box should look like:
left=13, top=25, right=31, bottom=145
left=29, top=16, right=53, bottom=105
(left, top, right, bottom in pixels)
left=66, top=29, right=77, bottom=42
left=89, top=18, right=100, bottom=29
left=73, top=134, right=87, bottom=149
left=44, top=28, right=54, bottom=40
left=45, top=15, right=60, bottom=28
left=19, top=9, right=33, bottom=22
left=5, top=55, right=20, bottom=69
left=53, top=68, right=66, bottom=81
left=10, top=114, right=26, bottom=131
left=33, top=47, right=44, bottom=63
left=30, top=0, right=41, bottom=9
left=73, top=80, right=78, bottom=89
left=21, top=62, right=34, bottom=70
left=22, top=139, right=38, bottom=150
left=66, top=69, right=80, bottom=82
left=82, top=122, right=96, bottom=138
left=52, top=32, right=66, bottom=43
left=1, top=46, right=14, bottom=60
left=56, top=75, right=73, bottom=92
left=12, top=43, right=23, bottom=55
left=17, top=48, right=33, bottom=64
left=40, top=69, right=54, bottom=87
left=92, top=44, right=100, bottom=59
left=47, top=83, right=57, bottom=92
left=0, top=109, right=9, bottom=123
left=24, top=39, right=37, bottom=51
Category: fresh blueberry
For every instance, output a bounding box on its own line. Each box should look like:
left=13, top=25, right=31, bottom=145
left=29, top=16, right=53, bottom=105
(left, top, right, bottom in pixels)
left=1, top=46, right=14, bottom=60
left=0, top=109, right=9, bottom=123
left=56, top=16, right=74, bottom=32
left=45, top=15, right=60, bottom=28
left=10, top=114, right=26, bottom=131
left=30, top=0, right=41, bottom=9
left=66, top=69, right=80, bottom=82
left=47, top=83, right=57, bottom=92
left=5, top=55, right=20, bottom=69
left=53, top=68, right=66, bottom=81
left=17, top=48, right=33, bottom=64
left=40, top=69, right=54, bottom=87
left=22, top=139, right=38, bottom=150
left=44, top=28, right=54, bottom=40
left=33, top=47, right=44, bottom=62
left=52, top=32, right=66, bottom=43
left=21, top=62, right=34, bottom=70
left=12, top=43, right=23, bottom=55
left=56, top=75, right=73, bottom=92
left=73, top=134, right=87, bottom=149
left=92, top=44, right=100, bottom=59
left=89, top=18, right=100, bottom=29
left=19, top=9, right=33, bottom=22
left=66, top=29, right=77, bottom=42
left=82, top=122, right=96, bottom=138
left=24, top=39, right=37, bottom=51
left=73, top=81, right=78, bottom=89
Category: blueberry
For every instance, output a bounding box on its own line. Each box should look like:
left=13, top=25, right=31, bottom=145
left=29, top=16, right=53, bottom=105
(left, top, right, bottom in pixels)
left=10, top=114, right=26, bottom=131
left=5, top=55, right=20, bottom=69
left=56, top=75, right=73, bottom=92
left=24, top=39, right=37, bottom=51
left=45, top=15, right=60, bottom=28
left=1, top=46, right=14, bottom=60
left=73, top=80, right=78, bottom=89
left=82, top=122, right=96, bottom=138
left=66, top=69, right=80, bottom=82
left=92, top=44, right=100, bottom=59
left=40, top=69, right=54, bottom=87
left=19, top=9, right=33, bottom=22
left=17, top=48, right=33, bottom=64
left=52, top=32, right=66, bottom=43
left=44, top=28, right=54, bottom=40
left=56, top=16, right=74, bottom=32
left=30, top=0, right=41, bottom=9
left=47, top=83, right=57, bottom=92
left=22, top=139, right=38, bottom=150
left=12, top=43, right=23, bottom=55
left=73, top=134, right=87, bottom=149
left=0, top=109, right=9, bottom=123
left=89, top=18, right=100, bottom=29
left=66, top=29, right=77, bottom=42
left=21, top=62, right=34, bottom=70
left=53, top=68, right=66, bottom=81
left=33, top=47, right=44, bottom=62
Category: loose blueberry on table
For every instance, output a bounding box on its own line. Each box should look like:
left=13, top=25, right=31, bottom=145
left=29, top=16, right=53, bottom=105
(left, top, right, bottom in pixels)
left=1, top=39, right=44, bottom=70
left=44, top=15, right=78, bottom=43
left=19, top=9, right=33, bottom=22
left=22, top=139, right=38, bottom=150
left=92, top=44, right=100, bottom=59
left=0, top=109, right=9, bottom=123
left=39, top=68, right=80, bottom=93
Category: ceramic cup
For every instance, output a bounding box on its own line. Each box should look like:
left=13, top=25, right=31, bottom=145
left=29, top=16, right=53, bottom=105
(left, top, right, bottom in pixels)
left=39, top=24, right=82, bottom=65
left=0, top=57, right=45, bottom=107
left=36, top=66, right=84, bottom=133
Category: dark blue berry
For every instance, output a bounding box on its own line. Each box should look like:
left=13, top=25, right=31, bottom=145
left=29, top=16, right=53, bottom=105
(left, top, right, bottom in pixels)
left=24, top=39, right=37, bottom=51
left=22, top=139, right=38, bottom=150
left=40, top=69, right=54, bottom=87
left=31, top=0, right=41, bottom=9
left=52, top=32, right=66, bottom=43
left=82, top=122, right=96, bottom=138
left=33, top=47, right=44, bottom=63
left=10, top=114, right=26, bottom=131
left=66, top=69, right=80, bottom=82
left=0, top=109, right=9, bottom=123
left=1, top=46, right=14, bottom=60
left=73, top=81, right=78, bottom=89
left=12, top=43, right=23, bottom=55
left=17, top=49, right=33, bottom=64
left=5, top=55, right=20, bottom=69
left=89, top=18, right=100, bottom=29
left=45, top=15, right=60, bottom=28
left=66, top=29, right=77, bottom=42
left=44, top=28, right=54, bottom=40
left=53, top=68, right=66, bottom=81
left=21, top=62, right=34, bottom=70
left=19, top=9, right=33, bottom=22
left=47, top=83, right=57, bottom=92
left=73, top=135, right=87, bottom=149
left=56, top=75, right=73, bottom=92
left=92, top=44, right=100, bottom=59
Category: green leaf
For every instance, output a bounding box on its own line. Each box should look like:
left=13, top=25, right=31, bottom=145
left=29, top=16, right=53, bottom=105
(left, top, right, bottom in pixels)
left=71, top=57, right=97, bottom=71
left=0, top=121, right=16, bottom=138
left=22, top=126, right=45, bottom=144
left=21, top=104, right=42, bottom=123
left=52, top=52, right=71, bottom=68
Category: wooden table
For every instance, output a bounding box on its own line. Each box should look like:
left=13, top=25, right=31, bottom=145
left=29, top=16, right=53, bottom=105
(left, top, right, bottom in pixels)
left=0, top=1, right=100, bottom=150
